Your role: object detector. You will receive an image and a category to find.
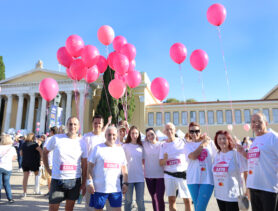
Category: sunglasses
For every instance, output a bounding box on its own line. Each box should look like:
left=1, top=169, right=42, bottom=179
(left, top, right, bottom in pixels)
left=189, top=130, right=200, bottom=134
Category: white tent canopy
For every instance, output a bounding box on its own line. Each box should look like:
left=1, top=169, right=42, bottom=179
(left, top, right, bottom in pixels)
left=156, top=129, right=167, bottom=141
left=176, top=129, right=185, bottom=138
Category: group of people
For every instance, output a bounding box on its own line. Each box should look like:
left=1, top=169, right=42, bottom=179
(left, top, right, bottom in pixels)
left=0, top=112, right=277, bottom=211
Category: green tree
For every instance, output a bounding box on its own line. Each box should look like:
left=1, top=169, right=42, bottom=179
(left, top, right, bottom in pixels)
left=96, top=66, right=135, bottom=125
left=164, top=98, right=180, bottom=103
left=0, top=56, right=5, bottom=80
left=186, top=98, right=197, bottom=103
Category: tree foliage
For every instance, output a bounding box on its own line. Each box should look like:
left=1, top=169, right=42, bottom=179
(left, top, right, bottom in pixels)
left=0, top=56, right=5, bottom=80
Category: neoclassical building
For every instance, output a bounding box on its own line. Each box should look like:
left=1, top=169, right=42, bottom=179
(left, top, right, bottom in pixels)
left=1, top=61, right=278, bottom=140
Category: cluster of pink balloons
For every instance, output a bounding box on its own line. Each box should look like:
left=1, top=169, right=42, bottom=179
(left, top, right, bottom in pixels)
left=57, top=34, right=108, bottom=84
left=105, top=30, right=141, bottom=99
left=39, top=78, right=59, bottom=102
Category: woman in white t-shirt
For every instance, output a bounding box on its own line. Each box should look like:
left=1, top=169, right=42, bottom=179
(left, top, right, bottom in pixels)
left=185, top=122, right=216, bottom=211
left=212, top=130, right=248, bottom=211
left=0, top=135, right=17, bottom=203
left=143, top=128, right=165, bottom=211
left=123, top=126, right=145, bottom=211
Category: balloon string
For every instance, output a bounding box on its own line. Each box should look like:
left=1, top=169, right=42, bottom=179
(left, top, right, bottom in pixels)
left=178, top=64, right=188, bottom=113
left=73, top=80, right=80, bottom=120
left=105, top=46, right=113, bottom=81
left=123, top=90, right=128, bottom=121
left=199, top=72, right=209, bottom=135
left=160, top=103, right=165, bottom=127
left=217, top=26, right=235, bottom=124
left=45, top=101, right=49, bottom=133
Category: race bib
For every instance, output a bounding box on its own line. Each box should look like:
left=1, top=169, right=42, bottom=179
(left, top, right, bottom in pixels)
left=104, top=162, right=120, bottom=169
left=248, top=146, right=260, bottom=175
left=166, top=159, right=181, bottom=166
left=213, top=161, right=229, bottom=187
left=60, top=164, right=77, bottom=171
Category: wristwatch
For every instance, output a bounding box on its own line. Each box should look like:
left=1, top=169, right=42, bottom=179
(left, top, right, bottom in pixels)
left=122, top=182, right=128, bottom=186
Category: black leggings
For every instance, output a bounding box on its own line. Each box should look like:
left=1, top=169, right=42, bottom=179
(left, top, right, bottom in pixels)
left=216, top=199, right=239, bottom=211
left=250, top=188, right=278, bottom=211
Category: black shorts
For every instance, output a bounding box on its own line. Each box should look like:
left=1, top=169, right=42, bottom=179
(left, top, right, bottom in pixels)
left=49, top=178, right=81, bottom=204
left=22, top=165, right=40, bottom=172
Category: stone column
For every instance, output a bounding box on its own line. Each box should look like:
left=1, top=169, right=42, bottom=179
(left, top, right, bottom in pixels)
left=39, top=98, right=47, bottom=133
left=65, top=91, right=72, bottom=123
left=61, top=94, right=66, bottom=125
left=16, top=94, right=24, bottom=130
left=79, top=91, right=85, bottom=134
left=4, top=94, right=13, bottom=132
left=27, top=93, right=35, bottom=132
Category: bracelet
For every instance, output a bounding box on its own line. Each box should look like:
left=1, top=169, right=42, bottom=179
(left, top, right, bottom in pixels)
left=122, top=182, right=128, bottom=186
left=86, top=179, right=93, bottom=186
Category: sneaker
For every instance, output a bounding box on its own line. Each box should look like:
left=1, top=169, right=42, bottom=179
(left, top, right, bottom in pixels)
left=34, top=191, right=42, bottom=195
left=44, top=192, right=49, bottom=197
left=21, top=193, right=27, bottom=198
left=17, top=169, right=23, bottom=172
left=8, top=199, right=15, bottom=203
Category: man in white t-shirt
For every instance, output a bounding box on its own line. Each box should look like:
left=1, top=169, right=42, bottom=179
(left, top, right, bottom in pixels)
left=87, top=126, right=128, bottom=211
left=246, top=113, right=278, bottom=211
left=43, top=117, right=87, bottom=211
left=82, top=114, right=111, bottom=210
left=159, top=122, right=192, bottom=211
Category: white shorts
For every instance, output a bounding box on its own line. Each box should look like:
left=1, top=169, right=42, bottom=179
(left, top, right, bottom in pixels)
left=164, top=177, right=191, bottom=199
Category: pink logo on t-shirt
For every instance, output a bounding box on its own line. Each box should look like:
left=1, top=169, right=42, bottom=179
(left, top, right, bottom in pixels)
left=213, top=161, right=228, bottom=172
left=247, top=146, right=260, bottom=159
left=60, top=164, right=77, bottom=171
left=104, top=162, right=120, bottom=169
left=198, top=149, right=208, bottom=161
left=166, top=159, right=181, bottom=166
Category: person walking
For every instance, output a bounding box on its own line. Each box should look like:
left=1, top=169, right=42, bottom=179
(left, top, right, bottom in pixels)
left=143, top=128, right=165, bottom=211
left=0, top=134, right=17, bottom=203
left=43, top=116, right=87, bottom=211
left=21, top=133, right=43, bottom=197
left=123, top=126, right=145, bottom=211
left=185, top=122, right=216, bottom=211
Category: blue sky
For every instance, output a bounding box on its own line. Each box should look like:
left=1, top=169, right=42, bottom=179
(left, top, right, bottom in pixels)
left=1, top=0, right=278, bottom=102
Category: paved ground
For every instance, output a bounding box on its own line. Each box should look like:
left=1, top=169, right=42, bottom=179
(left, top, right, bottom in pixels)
left=0, top=162, right=221, bottom=210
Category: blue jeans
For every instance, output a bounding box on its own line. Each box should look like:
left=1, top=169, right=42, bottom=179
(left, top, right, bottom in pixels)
left=187, top=184, right=214, bottom=211
left=0, top=168, right=12, bottom=200
left=125, top=182, right=145, bottom=211
left=16, top=148, right=22, bottom=169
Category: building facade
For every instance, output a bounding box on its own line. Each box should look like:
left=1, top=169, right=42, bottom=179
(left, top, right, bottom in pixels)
left=1, top=61, right=278, bottom=141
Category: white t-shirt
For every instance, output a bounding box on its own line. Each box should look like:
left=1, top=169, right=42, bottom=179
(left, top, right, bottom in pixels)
left=185, top=140, right=217, bottom=185
left=0, top=145, right=17, bottom=171
left=246, top=131, right=278, bottom=193
left=159, top=138, right=188, bottom=179
left=88, top=143, right=127, bottom=193
left=115, top=138, right=125, bottom=146
left=143, top=141, right=164, bottom=178
left=212, top=150, right=247, bottom=202
left=45, top=134, right=87, bottom=179
left=44, top=137, right=53, bottom=167
left=82, top=132, right=106, bottom=157
left=122, top=143, right=144, bottom=183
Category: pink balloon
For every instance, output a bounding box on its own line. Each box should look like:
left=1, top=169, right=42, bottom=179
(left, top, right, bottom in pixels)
left=81, top=45, right=100, bottom=68
left=120, top=43, right=136, bottom=61
left=151, top=77, right=169, bottom=101
left=66, top=68, right=74, bottom=80
left=114, top=72, right=127, bottom=84
left=108, top=79, right=126, bottom=99
left=97, top=25, right=115, bottom=46
left=85, top=66, right=99, bottom=84
left=108, top=51, right=117, bottom=70
left=113, top=53, right=129, bottom=75
left=69, top=59, right=87, bottom=81
left=96, top=55, right=108, bottom=74
left=57, top=47, right=74, bottom=68
left=126, top=70, right=141, bottom=88
left=207, top=4, right=227, bottom=26
left=39, top=78, right=59, bottom=102
left=65, top=35, right=85, bottom=58
left=46, top=132, right=49, bottom=136
left=170, top=43, right=187, bottom=64
left=113, top=36, right=127, bottom=52
left=36, top=128, right=40, bottom=132
left=36, top=122, right=40, bottom=126
left=128, top=60, right=136, bottom=72
left=243, top=124, right=250, bottom=132
left=190, top=49, right=209, bottom=71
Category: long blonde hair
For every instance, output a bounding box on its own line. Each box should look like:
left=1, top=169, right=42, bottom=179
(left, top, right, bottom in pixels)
left=0, top=135, right=13, bottom=145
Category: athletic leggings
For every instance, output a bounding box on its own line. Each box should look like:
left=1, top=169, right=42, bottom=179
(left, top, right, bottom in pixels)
left=216, top=199, right=239, bottom=211
left=145, top=178, right=165, bottom=211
